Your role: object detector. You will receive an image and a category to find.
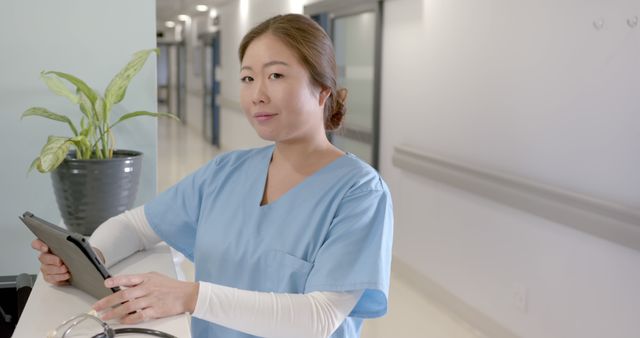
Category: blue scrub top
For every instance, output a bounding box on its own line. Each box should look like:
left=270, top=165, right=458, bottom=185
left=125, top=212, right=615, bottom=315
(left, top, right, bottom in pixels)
left=145, top=145, right=394, bottom=338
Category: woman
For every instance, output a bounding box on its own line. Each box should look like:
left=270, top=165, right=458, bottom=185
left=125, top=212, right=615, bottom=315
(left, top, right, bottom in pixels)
left=33, top=13, right=393, bottom=338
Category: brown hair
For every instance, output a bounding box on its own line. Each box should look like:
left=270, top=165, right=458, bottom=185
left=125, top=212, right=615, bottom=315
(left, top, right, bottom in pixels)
left=239, top=14, right=347, bottom=131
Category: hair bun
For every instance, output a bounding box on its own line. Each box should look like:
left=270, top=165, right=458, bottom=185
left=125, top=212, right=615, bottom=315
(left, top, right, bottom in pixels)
left=336, top=88, right=348, bottom=106
left=327, top=88, right=348, bottom=131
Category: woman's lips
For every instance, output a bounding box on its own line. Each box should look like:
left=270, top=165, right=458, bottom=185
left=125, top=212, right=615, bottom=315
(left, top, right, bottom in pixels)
left=254, top=113, right=277, bottom=122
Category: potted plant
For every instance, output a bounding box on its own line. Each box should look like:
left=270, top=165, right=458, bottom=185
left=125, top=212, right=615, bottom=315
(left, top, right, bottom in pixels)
left=21, top=48, right=178, bottom=235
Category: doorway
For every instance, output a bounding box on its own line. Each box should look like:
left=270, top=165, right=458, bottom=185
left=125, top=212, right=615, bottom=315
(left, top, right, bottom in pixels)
left=200, top=31, right=221, bottom=147
left=307, top=0, right=383, bottom=168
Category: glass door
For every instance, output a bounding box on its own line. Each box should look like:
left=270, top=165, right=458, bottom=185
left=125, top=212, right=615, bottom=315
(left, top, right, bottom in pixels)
left=201, top=32, right=221, bottom=147
left=308, top=1, right=382, bottom=168
left=332, top=11, right=377, bottom=165
left=157, top=42, right=179, bottom=117
left=176, top=41, right=187, bottom=123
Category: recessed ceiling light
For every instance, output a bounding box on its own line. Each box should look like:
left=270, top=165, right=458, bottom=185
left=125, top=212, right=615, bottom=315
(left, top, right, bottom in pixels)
left=209, top=8, right=218, bottom=18
left=177, top=14, right=190, bottom=21
left=165, top=21, right=176, bottom=28
left=196, top=5, right=209, bottom=12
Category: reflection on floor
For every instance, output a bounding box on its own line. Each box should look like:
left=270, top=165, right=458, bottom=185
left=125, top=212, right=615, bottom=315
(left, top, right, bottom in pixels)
left=156, top=118, right=483, bottom=338
left=157, top=118, right=221, bottom=193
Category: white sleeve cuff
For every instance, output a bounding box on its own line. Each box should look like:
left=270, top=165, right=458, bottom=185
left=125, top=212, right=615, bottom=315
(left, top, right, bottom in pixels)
left=193, top=281, right=363, bottom=338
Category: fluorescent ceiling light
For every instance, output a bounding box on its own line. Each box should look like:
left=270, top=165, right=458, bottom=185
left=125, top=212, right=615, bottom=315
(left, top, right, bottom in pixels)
left=196, top=5, right=209, bottom=12
left=165, top=21, right=176, bottom=28
left=240, top=0, right=249, bottom=21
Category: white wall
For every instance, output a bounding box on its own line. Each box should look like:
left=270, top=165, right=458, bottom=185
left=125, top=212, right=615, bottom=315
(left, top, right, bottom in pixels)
left=380, top=0, right=640, bottom=337
left=0, top=0, right=158, bottom=276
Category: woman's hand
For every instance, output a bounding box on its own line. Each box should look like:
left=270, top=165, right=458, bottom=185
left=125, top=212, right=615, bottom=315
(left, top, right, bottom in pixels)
left=92, top=272, right=199, bottom=324
left=31, top=239, right=70, bottom=285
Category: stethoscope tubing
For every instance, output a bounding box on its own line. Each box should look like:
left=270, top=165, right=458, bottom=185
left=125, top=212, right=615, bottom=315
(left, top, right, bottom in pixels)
left=91, top=327, right=178, bottom=338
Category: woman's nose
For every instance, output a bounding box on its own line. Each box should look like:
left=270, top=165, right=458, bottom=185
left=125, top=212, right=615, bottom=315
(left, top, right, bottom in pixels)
left=251, top=79, right=269, bottom=105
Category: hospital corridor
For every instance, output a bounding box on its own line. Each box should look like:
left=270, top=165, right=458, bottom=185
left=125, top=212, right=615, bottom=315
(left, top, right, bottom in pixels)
left=1, top=0, right=639, bottom=337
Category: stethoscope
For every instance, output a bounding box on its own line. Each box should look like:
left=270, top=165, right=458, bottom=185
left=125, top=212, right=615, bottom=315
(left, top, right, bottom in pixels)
left=51, top=312, right=178, bottom=338
left=91, top=327, right=177, bottom=338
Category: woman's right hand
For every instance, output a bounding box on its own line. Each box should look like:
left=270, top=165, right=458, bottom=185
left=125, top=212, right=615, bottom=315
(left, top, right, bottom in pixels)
left=31, top=239, right=70, bottom=285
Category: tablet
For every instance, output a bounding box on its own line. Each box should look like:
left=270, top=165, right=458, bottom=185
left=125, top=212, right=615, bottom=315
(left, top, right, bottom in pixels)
left=20, top=211, right=120, bottom=299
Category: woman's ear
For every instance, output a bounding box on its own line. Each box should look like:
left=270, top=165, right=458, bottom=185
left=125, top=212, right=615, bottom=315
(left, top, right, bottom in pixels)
left=318, top=87, right=331, bottom=107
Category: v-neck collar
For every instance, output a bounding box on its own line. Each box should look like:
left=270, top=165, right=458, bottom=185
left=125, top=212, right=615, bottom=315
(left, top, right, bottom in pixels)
left=257, top=145, right=348, bottom=208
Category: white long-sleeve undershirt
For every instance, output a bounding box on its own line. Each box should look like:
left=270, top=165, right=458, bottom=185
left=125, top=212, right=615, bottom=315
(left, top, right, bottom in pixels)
left=194, top=282, right=362, bottom=338
left=89, top=206, right=362, bottom=337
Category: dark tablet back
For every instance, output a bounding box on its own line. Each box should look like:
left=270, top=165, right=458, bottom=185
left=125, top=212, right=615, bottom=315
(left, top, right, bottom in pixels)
left=20, top=212, right=119, bottom=299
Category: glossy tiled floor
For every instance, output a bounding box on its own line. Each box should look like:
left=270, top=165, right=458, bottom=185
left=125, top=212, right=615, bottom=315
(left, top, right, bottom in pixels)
left=157, top=119, right=221, bottom=193
left=156, top=118, right=483, bottom=338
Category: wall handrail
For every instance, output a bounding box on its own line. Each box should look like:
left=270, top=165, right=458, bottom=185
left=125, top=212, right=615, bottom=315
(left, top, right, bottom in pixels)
left=392, top=144, right=640, bottom=252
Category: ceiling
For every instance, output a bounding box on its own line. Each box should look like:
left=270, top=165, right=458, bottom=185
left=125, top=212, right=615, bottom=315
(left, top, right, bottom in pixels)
left=156, top=0, right=230, bottom=27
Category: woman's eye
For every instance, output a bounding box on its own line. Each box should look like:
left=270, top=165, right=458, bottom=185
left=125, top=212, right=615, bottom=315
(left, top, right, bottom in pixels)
left=240, top=76, right=254, bottom=83
left=268, top=73, right=283, bottom=80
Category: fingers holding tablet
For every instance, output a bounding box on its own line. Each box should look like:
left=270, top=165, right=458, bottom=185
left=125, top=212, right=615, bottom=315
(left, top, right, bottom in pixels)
left=31, top=239, right=70, bottom=285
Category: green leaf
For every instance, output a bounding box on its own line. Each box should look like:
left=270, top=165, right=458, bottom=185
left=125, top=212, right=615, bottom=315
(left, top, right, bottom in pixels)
left=45, top=71, right=98, bottom=106
left=95, top=96, right=105, bottom=123
left=69, top=135, right=91, bottom=159
left=110, top=111, right=179, bottom=129
left=86, top=120, right=95, bottom=139
left=37, top=136, right=73, bottom=172
left=94, top=145, right=104, bottom=159
left=21, top=107, right=79, bottom=136
left=40, top=71, right=79, bottom=104
left=28, top=157, right=44, bottom=174
left=101, top=97, right=110, bottom=123
left=22, top=107, right=68, bottom=122
left=104, top=48, right=158, bottom=107
left=78, top=90, right=92, bottom=119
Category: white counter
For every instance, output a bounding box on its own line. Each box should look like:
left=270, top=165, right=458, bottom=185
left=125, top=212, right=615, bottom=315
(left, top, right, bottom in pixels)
left=12, top=244, right=191, bottom=337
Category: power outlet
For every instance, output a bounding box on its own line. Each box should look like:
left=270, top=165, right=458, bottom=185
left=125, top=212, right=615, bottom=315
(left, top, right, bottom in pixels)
left=512, top=283, right=528, bottom=313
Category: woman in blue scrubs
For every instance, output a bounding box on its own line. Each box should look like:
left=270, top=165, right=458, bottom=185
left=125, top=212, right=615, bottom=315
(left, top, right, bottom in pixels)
left=34, top=14, right=393, bottom=338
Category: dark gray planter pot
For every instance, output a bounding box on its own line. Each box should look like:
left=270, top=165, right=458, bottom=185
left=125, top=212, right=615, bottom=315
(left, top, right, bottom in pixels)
left=51, top=150, right=143, bottom=235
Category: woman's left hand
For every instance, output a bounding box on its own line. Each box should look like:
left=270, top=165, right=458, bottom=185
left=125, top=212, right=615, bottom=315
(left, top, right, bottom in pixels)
left=92, top=272, right=199, bottom=324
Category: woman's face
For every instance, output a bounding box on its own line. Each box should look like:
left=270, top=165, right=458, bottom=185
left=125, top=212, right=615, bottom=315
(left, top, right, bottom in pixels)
left=240, top=33, right=329, bottom=143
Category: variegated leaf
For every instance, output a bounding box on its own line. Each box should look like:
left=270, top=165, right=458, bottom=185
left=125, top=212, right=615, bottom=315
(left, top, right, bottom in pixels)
left=104, top=48, right=158, bottom=107
left=38, top=136, right=72, bottom=172
left=95, top=96, right=105, bottom=123
left=40, top=71, right=79, bottom=104
left=28, top=157, right=44, bottom=174
left=45, top=71, right=98, bottom=105
left=78, top=90, right=92, bottom=119
left=69, top=135, right=91, bottom=159
left=22, top=107, right=79, bottom=136
left=110, top=111, right=179, bottom=129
